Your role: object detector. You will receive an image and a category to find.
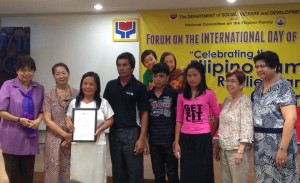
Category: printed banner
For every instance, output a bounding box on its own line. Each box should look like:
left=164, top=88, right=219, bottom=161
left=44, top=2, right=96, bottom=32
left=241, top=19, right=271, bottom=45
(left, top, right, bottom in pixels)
left=140, top=5, right=300, bottom=140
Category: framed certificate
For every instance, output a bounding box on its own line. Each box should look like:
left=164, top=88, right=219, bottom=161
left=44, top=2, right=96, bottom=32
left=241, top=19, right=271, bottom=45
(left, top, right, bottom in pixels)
left=72, top=108, right=97, bottom=142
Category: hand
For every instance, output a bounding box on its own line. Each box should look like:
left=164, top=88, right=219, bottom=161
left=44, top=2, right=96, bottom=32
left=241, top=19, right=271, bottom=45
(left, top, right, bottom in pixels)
left=134, top=138, right=145, bottom=155
left=94, top=128, right=103, bottom=143
left=19, top=118, right=31, bottom=128
left=144, top=139, right=150, bottom=156
left=63, top=133, right=72, bottom=143
left=61, top=140, right=70, bottom=148
left=28, top=119, right=40, bottom=129
left=66, top=121, right=74, bottom=132
left=213, top=143, right=220, bottom=162
left=147, top=82, right=155, bottom=91
left=173, top=143, right=181, bottom=159
left=276, top=149, right=287, bottom=167
left=234, top=152, right=244, bottom=165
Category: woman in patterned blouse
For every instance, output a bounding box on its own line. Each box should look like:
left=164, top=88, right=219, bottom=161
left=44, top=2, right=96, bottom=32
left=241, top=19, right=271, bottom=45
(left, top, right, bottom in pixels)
left=251, top=51, right=298, bottom=183
left=214, top=69, right=253, bottom=183
left=43, top=63, right=78, bottom=183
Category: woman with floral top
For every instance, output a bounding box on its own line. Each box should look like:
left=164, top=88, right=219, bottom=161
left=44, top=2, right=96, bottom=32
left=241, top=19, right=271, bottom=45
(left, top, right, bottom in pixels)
left=214, top=69, right=253, bottom=183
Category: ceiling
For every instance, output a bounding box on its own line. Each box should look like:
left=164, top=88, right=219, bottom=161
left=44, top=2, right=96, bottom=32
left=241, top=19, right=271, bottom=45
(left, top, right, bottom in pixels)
left=0, top=0, right=299, bottom=15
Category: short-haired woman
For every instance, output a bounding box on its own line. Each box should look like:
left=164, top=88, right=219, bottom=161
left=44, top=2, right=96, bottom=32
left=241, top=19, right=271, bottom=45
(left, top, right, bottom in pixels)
left=0, top=56, right=44, bottom=183
left=215, top=69, right=253, bottom=183
left=252, top=51, right=298, bottom=182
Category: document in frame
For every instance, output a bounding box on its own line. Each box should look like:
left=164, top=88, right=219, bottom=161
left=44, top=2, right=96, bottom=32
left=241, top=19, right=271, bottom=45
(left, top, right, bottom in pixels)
left=72, top=108, right=97, bottom=142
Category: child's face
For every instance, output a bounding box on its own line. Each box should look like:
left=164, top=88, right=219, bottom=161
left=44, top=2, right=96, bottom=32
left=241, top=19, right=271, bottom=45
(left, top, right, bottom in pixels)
left=153, top=72, right=169, bottom=88
left=170, top=75, right=184, bottom=90
left=143, top=54, right=157, bottom=70
left=164, top=55, right=176, bottom=72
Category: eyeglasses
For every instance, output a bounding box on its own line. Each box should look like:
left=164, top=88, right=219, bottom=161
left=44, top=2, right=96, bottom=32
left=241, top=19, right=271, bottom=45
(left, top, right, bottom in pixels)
left=225, top=80, right=239, bottom=84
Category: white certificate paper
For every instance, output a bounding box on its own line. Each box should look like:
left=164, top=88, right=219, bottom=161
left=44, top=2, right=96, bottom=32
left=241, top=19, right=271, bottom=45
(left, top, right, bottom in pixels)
left=72, top=108, right=97, bottom=142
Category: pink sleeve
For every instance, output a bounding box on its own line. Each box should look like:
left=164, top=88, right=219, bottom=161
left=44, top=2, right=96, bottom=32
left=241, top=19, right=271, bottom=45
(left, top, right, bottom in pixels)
left=176, top=93, right=184, bottom=122
left=208, top=90, right=220, bottom=118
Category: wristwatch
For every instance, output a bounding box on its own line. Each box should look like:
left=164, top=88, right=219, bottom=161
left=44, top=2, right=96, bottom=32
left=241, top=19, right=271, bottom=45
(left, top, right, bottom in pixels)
left=17, top=117, right=21, bottom=123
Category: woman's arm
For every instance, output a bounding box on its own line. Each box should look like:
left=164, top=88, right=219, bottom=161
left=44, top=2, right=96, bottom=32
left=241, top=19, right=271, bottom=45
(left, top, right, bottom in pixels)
left=209, top=91, right=220, bottom=136
left=28, top=113, right=43, bottom=129
left=174, top=94, right=183, bottom=159
left=95, top=116, right=114, bottom=142
left=173, top=121, right=182, bottom=159
left=43, top=111, right=71, bottom=141
left=65, top=115, right=74, bottom=133
left=279, top=105, right=297, bottom=149
left=236, top=97, right=254, bottom=155
left=211, top=118, right=219, bottom=137
left=0, top=111, right=31, bottom=127
left=276, top=104, right=297, bottom=167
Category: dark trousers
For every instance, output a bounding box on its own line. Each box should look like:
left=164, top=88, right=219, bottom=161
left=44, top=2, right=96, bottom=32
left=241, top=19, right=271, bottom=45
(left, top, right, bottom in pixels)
left=2, top=153, right=35, bottom=183
left=150, top=144, right=179, bottom=183
left=109, top=127, right=144, bottom=183
left=179, top=133, right=214, bottom=183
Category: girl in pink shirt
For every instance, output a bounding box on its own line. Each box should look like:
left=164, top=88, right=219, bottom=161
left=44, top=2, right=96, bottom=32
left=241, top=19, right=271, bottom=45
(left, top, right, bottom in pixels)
left=174, top=61, right=220, bottom=183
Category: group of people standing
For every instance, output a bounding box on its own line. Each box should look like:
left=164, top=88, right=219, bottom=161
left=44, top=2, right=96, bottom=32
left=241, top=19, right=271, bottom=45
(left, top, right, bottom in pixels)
left=0, top=50, right=298, bottom=183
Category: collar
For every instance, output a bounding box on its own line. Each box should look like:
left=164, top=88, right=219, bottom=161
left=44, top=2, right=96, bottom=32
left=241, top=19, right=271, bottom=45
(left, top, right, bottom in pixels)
left=12, top=77, right=37, bottom=92
left=150, top=85, right=170, bottom=95
left=117, top=75, right=136, bottom=87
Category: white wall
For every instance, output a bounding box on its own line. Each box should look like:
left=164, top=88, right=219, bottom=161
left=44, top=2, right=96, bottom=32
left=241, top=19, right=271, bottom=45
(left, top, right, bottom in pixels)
left=1, top=13, right=140, bottom=92
left=1, top=13, right=140, bottom=129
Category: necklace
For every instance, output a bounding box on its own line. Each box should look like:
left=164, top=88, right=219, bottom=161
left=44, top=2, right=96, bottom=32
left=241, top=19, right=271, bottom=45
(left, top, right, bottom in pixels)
left=55, top=85, right=72, bottom=110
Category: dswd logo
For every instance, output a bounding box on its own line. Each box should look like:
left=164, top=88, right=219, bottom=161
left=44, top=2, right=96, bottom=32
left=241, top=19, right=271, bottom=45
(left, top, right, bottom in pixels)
left=113, top=19, right=138, bottom=42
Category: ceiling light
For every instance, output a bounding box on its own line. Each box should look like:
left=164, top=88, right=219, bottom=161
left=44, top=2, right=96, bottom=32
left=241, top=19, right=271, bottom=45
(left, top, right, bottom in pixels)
left=227, top=0, right=236, bottom=3
left=94, top=4, right=103, bottom=10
